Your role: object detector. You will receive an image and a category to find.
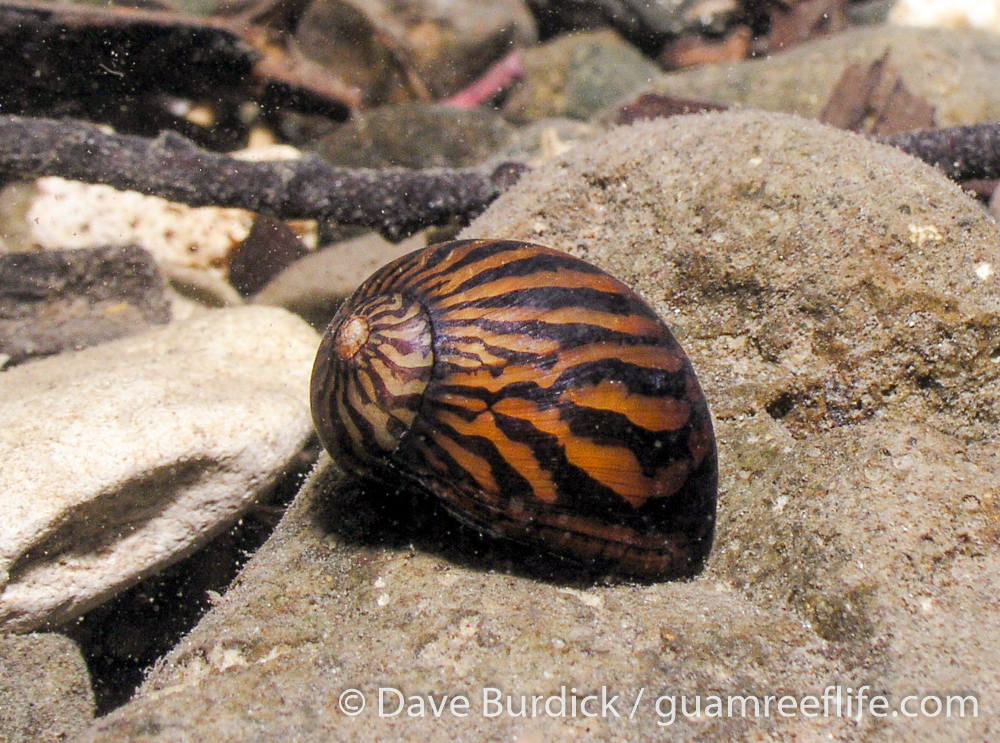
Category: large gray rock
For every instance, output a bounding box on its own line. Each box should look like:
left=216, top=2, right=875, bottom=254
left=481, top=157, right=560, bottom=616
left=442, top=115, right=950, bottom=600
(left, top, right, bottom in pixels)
left=75, top=112, right=1000, bottom=741
left=0, top=306, right=319, bottom=632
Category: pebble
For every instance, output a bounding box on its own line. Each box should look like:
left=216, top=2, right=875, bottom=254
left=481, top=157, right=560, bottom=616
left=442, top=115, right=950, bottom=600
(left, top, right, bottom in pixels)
left=0, top=245, right=170, bottom=365
left=305, top=103, right=514, bottom=169
left=501, top=29, right=661, bottom=123
left=22, top=177, right=254, bottom=273
left=0, top=306, right=319, bottom=632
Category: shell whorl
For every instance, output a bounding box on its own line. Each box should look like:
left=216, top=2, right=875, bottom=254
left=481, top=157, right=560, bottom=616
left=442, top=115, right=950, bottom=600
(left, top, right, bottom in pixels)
left=311, top=292, right=433, bottom=475
left=311, top=239, right=717, bottom=578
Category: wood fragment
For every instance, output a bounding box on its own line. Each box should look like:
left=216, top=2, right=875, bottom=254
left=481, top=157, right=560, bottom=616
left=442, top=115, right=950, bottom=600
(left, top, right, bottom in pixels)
left=878, top=124, right=1000, bottom=182
left=228, top=215, right=308, bottom=297
left=958, top=179, right=996, bottom=202
left=3, top=113, right=999, bottom=247
left=660, top=26, right=751, bottom=70
left=869, top=78, right=936, bottom=137
left=615, top=94, right=729, bottom=126
left=820, top=51, right=935, bottom=135
left=764, top=0, right=847, bottom=52
left=0, top=0, right=360, bottom=121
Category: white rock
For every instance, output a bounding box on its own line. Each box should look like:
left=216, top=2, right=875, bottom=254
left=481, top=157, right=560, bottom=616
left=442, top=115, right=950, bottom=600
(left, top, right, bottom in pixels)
left=889, top=0, right=1000, bottom=32
left=26, top=177, right=255, bottom=272
left=10, top=144, right=315, bottom=290
left=0, top=306, right=320, bottom=632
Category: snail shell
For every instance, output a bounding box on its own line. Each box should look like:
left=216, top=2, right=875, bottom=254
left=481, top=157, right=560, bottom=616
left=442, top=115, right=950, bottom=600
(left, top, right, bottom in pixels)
left=310, top=239, right=717, bottom=577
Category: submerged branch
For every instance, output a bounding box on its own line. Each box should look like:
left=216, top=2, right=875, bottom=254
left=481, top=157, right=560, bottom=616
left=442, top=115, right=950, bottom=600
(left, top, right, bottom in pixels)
left=878, top=123, right=1000, bottom=182
left=0, top=115, right=518, bottom=241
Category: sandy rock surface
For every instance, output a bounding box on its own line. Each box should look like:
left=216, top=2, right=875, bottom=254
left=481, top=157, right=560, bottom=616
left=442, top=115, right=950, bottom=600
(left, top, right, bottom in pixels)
left=79, top=459, right=852, bottom=743
left=73, top=111, right=1000, bottom=741
left=0, top=306, right=319, bottom=632
left=470, top=111, right=1000, bottom=442
left=0, top=632, right=94, bottom=742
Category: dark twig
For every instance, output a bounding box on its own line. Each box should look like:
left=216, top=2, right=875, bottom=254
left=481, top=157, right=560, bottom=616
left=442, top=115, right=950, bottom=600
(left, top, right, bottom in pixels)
left=0, top=116, right=510, bottom=241
left=878, top=124, right=1000, bottom=182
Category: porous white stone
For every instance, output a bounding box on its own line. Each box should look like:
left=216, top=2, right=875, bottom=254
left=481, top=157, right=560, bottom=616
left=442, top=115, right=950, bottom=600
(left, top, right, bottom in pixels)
left=13, top=144, right=315, bottom=286
left=0, top=306, right=319, bottom=632
left=26, top=177, right=255, bottom=272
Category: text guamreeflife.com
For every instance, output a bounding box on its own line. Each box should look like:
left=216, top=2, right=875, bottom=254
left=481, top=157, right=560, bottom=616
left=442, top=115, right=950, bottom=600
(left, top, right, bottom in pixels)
left=335, top=685, right=978, bottom=726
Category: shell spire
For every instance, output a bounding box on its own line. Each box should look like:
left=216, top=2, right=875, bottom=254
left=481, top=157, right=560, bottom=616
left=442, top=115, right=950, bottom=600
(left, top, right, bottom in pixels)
left=311, top=293, right=434, bottom=477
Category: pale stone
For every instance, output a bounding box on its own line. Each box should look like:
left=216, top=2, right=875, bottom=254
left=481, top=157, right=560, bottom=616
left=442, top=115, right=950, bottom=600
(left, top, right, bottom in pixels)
left=0, top=306, right=319, bottom=632
left=890, top=0, right=1000, bottom=33
left=26, top=177, right=255, bottom=273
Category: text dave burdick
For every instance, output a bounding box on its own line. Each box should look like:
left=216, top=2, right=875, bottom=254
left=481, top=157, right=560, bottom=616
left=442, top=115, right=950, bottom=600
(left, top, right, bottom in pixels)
left=336, top=686, right=977, bottom=725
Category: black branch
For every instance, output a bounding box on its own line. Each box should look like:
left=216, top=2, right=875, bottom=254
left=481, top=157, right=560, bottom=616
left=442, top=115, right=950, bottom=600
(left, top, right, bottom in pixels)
left=0, top=115, right=513, bottom=241
left=878, top=123, right=1000, bottom=182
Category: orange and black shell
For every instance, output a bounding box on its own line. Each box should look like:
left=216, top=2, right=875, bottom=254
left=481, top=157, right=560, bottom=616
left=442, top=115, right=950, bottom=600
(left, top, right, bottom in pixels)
left=310, top=239, right=717, bottom=578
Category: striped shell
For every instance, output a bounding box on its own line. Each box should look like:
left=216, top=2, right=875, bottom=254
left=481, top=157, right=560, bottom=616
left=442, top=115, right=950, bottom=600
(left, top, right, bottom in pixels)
left=310, top=239, right=717, bottom=577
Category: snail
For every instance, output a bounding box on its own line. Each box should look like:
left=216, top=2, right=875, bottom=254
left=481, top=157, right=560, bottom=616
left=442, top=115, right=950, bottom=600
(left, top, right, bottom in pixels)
left=310, top=239, right=717, bottom=578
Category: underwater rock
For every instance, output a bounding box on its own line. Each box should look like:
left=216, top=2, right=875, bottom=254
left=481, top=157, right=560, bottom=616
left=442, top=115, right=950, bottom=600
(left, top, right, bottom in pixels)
left=641, top=25, right=1000, bottom=126
left=252, top=231, right=426, bottom=329
left=305, top=104, right=515, bottom=170
left=0, top=306, right=318, bottom=632
left=0, top=245, right=169, bottom=366
left=501, top=29, right=661, bottom=123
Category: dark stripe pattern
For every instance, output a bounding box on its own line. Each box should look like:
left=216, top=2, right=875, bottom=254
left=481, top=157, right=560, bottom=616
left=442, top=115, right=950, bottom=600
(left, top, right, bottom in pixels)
left=311, top=239, right=717, bottom=578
